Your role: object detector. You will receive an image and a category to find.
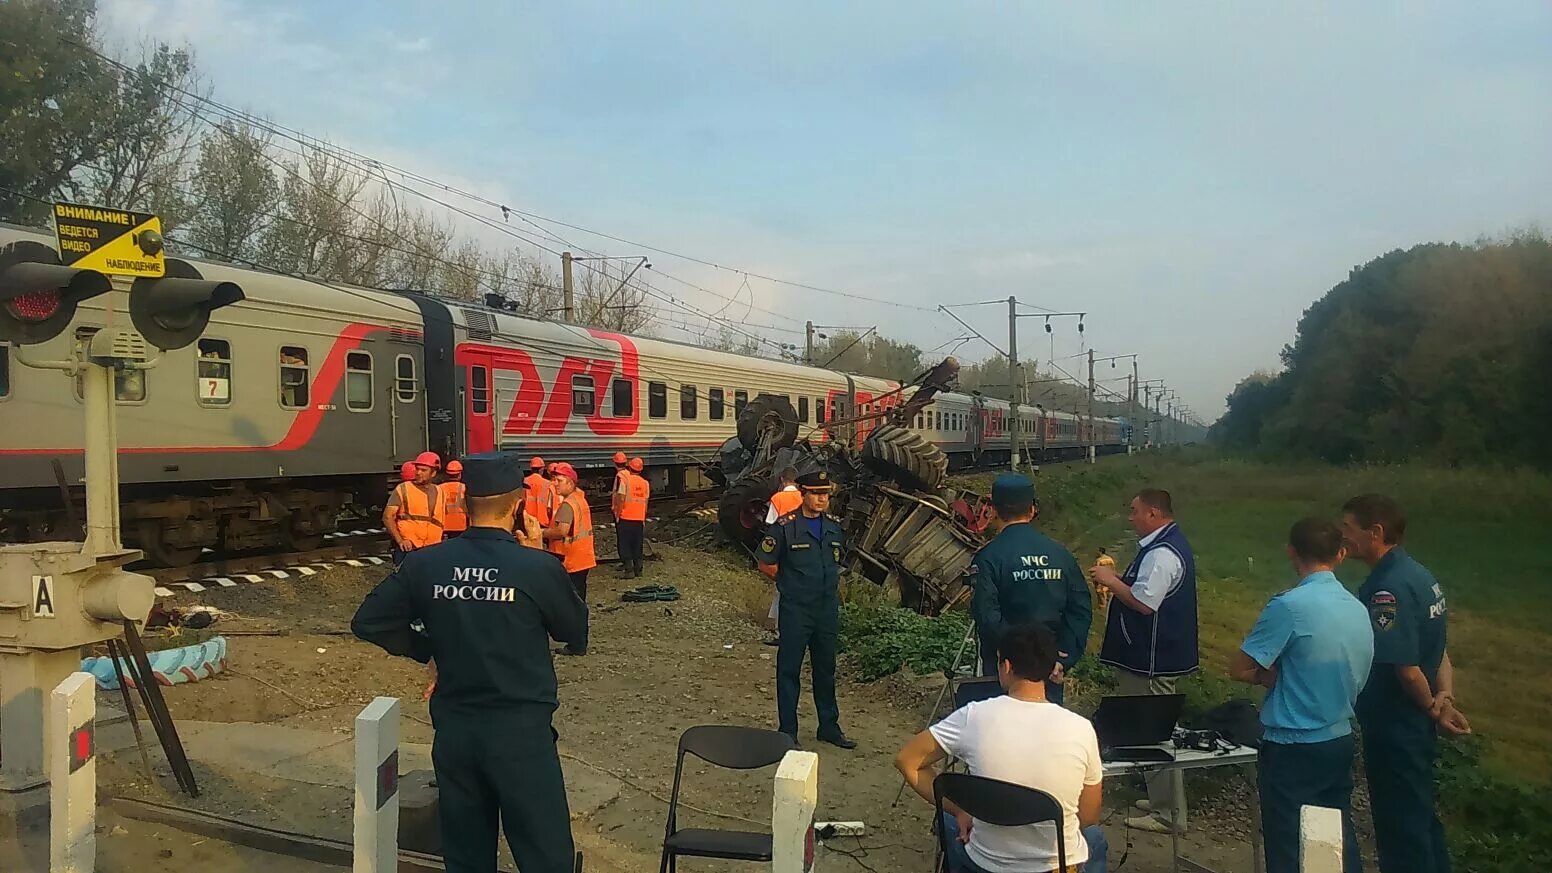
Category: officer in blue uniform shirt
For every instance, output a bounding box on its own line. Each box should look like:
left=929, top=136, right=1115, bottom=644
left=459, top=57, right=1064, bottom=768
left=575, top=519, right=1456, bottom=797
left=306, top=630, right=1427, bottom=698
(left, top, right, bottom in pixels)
left=352, top=452, right=588, bottom=873
left=757, top=469, right=857, bottom=749
left=969, top=473, right=1092, bottom=705
left=1341, top=494, right=1470, bottom=873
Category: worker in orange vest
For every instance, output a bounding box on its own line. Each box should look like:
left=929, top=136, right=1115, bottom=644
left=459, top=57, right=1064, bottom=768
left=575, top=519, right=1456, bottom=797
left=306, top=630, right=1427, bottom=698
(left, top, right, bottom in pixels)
left=523, top=456, right=555, bottom=528
left=440, top=459, right=468, bottom=538
left=615, top=457, right=651, bottom=578
left=384, top=451, right=445, bottom=564
left=610, top=451, right=628, bottom=517
left=543, top=462, right=595, bottom=655
left=762, top=466, right=804, bottom=645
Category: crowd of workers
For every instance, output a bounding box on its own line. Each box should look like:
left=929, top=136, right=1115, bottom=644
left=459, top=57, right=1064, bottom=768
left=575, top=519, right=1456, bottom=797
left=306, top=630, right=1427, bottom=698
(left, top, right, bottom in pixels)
left=352, top=450, right=1467, bottom=873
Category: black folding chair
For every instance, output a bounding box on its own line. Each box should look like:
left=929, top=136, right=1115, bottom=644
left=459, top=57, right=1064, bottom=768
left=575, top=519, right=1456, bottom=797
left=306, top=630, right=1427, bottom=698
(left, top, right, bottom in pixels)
left=659, top=725, right=797, bottom=873
left=932, top=772, right=1067, bottom=873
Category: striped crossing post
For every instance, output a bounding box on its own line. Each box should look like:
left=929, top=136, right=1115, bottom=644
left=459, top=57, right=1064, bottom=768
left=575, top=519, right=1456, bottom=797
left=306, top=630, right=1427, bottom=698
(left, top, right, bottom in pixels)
left=772, top=749, right=819, bottom=873
left=1299, top=805, right=1343, bottom=873
left=49, top=672, right=97, bottom=873
left=353, top=696, right=401, bottom=873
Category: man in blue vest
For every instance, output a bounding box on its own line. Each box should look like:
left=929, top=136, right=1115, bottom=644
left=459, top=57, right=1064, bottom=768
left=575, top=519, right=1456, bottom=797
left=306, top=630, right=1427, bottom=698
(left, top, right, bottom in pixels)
left=969, top=473, right=1092, bottom=706
left=1090, top=488, right=1199, bottom=834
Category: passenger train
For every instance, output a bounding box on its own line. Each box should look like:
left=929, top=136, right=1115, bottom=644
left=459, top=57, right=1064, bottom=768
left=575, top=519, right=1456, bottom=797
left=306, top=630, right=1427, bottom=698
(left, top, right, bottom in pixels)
left=0, top=224, right=1127, bottom=564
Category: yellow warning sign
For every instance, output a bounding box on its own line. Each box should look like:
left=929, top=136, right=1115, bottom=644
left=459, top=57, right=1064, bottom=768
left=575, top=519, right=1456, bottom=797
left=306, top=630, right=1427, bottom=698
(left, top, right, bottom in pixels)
left=52, top=202, right=165, bottom=278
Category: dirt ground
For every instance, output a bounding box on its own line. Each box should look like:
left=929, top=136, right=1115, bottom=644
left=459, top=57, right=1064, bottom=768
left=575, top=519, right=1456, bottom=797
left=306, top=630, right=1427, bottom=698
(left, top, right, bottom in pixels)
left=72, top=521, right=1260, bottom=872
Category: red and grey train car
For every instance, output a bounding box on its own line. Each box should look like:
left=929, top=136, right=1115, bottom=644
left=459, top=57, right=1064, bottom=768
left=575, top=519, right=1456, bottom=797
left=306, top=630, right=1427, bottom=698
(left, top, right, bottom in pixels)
left=1, top=223, right=1125, bottom=563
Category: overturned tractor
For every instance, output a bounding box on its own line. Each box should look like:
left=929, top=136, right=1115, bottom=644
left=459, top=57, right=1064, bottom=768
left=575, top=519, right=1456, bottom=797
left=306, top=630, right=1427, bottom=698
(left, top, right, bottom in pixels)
left=714, top=358, right=983, bottom=615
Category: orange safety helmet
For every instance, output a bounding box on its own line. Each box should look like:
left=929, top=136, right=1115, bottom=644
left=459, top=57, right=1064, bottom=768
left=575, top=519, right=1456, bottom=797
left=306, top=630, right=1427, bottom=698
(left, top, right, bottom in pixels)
left=627, top=457, right=644, bottom=472
left=414, top=451, right=441, bottom=469
left=445, top=459, right=463, bottom=477
left=551, top=462, right=580, bottom=482
left=612, top=451, right=627, bottom=465
left=529, top=456, right=545, bottom=471
left=399, top=461, right=416, bottom=481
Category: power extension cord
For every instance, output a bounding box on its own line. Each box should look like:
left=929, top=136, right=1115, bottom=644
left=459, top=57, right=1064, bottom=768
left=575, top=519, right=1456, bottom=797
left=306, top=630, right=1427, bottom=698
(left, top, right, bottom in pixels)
left=815, top=821, right=867, bottom=838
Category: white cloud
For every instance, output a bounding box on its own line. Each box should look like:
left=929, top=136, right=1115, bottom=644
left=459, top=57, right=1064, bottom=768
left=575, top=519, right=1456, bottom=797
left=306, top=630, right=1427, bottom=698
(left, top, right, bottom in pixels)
left=391, top=35, right=432, bottom=54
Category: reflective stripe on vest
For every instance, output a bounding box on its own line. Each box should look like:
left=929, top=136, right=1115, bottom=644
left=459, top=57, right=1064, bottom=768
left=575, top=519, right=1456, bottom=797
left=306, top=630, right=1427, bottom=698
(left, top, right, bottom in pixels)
left=440, top=481, right=467, bottom=532
left=618, top=474, right=650, bottom=522
left=393, top=482, right=445, bottom=548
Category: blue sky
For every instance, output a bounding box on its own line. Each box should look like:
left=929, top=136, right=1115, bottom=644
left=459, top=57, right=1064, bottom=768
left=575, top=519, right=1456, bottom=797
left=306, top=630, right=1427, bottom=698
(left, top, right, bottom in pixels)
left=99, top=1, right=1552, bottom=417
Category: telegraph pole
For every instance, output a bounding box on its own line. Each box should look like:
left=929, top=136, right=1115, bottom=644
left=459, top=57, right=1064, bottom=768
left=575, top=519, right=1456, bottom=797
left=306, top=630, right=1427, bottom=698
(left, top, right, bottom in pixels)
left=1007, top=296, right=1021, bottom=471
left=804, top=321, right=815, bottom=365
left=561, top=251, right=574, bottom=323
left=1086, top=349, right=1096, bottom=464
left=1131, top=358, right=1140, bottom=452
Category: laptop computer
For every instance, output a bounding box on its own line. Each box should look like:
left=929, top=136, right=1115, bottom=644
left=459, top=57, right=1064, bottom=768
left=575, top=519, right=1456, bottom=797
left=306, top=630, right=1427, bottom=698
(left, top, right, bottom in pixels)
left=1093, top=693, right=1185, bottom=763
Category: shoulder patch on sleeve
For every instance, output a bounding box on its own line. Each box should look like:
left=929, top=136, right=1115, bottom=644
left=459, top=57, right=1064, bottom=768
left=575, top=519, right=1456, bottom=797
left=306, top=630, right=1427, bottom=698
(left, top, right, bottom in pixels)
left=1368, top=590, right=1396, bottom=605
left=759, top=535, right=778, bottom=554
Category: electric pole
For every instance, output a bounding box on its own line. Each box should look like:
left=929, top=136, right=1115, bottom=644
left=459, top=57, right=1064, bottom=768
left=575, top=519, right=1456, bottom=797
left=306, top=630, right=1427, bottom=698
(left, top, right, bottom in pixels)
left=1007, top=296, right=1021, bottom=471
left=805, top=321, right=815, bottom=365
left=1131, top=358, right=1140, bottom=452
left=561, top=251, right=574, bottom=323
left=1086, top=348, right=1096, bottom=464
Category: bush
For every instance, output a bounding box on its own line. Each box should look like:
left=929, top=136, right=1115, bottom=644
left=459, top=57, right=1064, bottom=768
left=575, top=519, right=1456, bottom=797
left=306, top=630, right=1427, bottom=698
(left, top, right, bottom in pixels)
left=1436, top=736, right=1552, bottom=871
left=839, top=604, right=972, bottom=681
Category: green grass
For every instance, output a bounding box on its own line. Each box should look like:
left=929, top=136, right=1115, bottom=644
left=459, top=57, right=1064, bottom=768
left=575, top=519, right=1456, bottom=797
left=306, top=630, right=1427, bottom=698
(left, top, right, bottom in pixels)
left=951, top=451, right=1552, bottom=870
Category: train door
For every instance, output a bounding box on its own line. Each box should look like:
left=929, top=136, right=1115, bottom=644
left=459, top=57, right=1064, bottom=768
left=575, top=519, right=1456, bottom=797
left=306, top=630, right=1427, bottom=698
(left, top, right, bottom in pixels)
left=457, top=348, right=497, bottom=454
left=968, top=396, right=987, bottom=460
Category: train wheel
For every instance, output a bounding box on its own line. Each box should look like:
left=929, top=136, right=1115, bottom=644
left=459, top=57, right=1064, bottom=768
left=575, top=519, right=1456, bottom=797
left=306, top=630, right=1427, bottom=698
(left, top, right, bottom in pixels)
left=136, top=520, right=203, bottom=567
left=280, top=508, right=328, bottom=552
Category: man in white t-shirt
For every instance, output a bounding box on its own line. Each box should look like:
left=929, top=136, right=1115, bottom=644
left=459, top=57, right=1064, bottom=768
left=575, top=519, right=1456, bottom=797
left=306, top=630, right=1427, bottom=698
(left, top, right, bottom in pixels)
left=896, top=624, right=1109, bottom=873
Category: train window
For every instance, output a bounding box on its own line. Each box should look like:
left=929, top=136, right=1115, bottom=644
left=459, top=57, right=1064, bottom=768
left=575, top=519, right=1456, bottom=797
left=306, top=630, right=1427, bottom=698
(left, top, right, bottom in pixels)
left=470, top=366, right=490, bottom=414
left=279, top=346, right=309, bottom=409
left=648, top=381, right=667, bottom=419
left=734, top=390, right=748, bottom=416
left=395, top=356, right=417, bottom=403
left=0, top=342, right=11, bottom=400
left=196, top=339, right=231, bottom=406
left=611, top=378, right=633, bottom=417
left=345, top=351, right=373, bottom=411
left=798, top=396, right=809, bottom=423
left=680, top=384, right=698, bottom=419
left=572, top=375, right=596, bottom=416
left=814, top=397, right=825, bottom=424
left=708, top=387, right=725, bottom=420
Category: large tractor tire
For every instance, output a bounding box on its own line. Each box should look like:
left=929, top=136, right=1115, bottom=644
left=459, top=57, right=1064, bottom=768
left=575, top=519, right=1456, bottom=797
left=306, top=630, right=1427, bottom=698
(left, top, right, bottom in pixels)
left=862, top=423, right=949, bottom=492
left=718, top=475, right=777, bottom=549
left=736, top=394, right=799, bottom=452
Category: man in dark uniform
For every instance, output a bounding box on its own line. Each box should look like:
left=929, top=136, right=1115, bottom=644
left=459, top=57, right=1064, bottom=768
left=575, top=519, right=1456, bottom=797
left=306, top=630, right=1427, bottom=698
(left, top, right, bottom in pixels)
left=1341, top=494, right=1470, bottom=873
left=757, top=469, right=857, bottom=749
left=969, top=473, right=1092, bottom=706
left=352, top=453, right=588, bottom=873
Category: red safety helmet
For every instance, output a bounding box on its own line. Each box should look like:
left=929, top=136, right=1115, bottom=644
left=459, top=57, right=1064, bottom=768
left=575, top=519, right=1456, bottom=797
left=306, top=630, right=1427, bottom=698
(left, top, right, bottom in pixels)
left=399, top=461, right=416, bottom=481
left=445, top=459, right=463, bottom=477
left=612, top=451, right=627, bottom=465
left=551, top=462, right=579, bottom=482
left=414, top=451, right=440, bottom=469
left=627, top=457, right=644, bottom=472
left=529, top=456, right=545, bottom=470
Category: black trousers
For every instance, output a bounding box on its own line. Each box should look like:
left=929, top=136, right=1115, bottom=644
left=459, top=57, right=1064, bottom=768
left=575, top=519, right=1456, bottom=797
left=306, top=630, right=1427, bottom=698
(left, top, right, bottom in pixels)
left=565, top=570, right=589, bottom=655
left=1362, top=711, right=1451, bottom=873
left=432, top=712, right=574, bottom=873
left=616, top=520, right=645, bottom=576
left=776, top=597, right=841, bottom=738
left=1258, top=735, right=1362, bottom=873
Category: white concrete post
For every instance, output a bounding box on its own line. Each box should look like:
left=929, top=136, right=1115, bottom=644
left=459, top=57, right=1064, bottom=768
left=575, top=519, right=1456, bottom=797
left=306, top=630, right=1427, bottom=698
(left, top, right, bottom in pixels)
left=353, top=696, right=401, bottom=873
left=49, top=672, right=97, bottom=873
left=1299, top=805, right=1343, bottom=873
left=772, top=749, right=819, bottom=873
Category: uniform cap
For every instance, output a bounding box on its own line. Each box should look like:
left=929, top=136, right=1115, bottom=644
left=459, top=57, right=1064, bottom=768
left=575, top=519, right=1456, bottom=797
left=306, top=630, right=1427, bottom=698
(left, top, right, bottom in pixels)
left=529, top=456, right=545, bottom=470
left=399, top=461, right=416, bottom=481
left=414, top=451, right=441, bottom=469
left=445, top=459, right=463, bottom=475
left=612, top=451, right=627, bottom=464
left=628, top=457, right=644, bottom=472
left=551, top=462, right=580, bottom=482
left=991, top=473, right=1036, bottom=507
left=459, top=453, right=524, bottom=498
left=796, top=469, right=833, bottom=492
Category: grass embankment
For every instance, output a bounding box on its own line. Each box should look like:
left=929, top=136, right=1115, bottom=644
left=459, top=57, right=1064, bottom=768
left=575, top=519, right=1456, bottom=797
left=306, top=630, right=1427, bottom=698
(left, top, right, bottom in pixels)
left=854, top=450, right=1551, bottom=870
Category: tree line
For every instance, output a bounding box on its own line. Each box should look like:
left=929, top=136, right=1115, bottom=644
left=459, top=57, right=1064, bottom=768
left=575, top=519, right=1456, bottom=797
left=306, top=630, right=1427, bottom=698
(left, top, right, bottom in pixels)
left=1211, top=230, right=1552, bottom=468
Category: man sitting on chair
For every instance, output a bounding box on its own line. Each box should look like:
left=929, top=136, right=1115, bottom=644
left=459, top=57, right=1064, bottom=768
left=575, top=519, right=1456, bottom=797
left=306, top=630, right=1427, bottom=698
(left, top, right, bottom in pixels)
left=896, top=623, right=1108, bottom=873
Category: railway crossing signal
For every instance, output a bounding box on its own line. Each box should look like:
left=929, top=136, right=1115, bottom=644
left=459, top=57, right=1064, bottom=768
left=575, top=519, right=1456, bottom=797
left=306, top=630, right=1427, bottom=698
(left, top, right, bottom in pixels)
left=0, top=239, right=111, bottom=345
left=129, top=257, right=245, bottom=350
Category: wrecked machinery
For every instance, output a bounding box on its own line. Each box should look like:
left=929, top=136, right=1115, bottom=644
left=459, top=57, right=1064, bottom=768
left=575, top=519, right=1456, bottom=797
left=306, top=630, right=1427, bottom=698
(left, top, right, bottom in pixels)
left=713, top=358, right=982, bottom=616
